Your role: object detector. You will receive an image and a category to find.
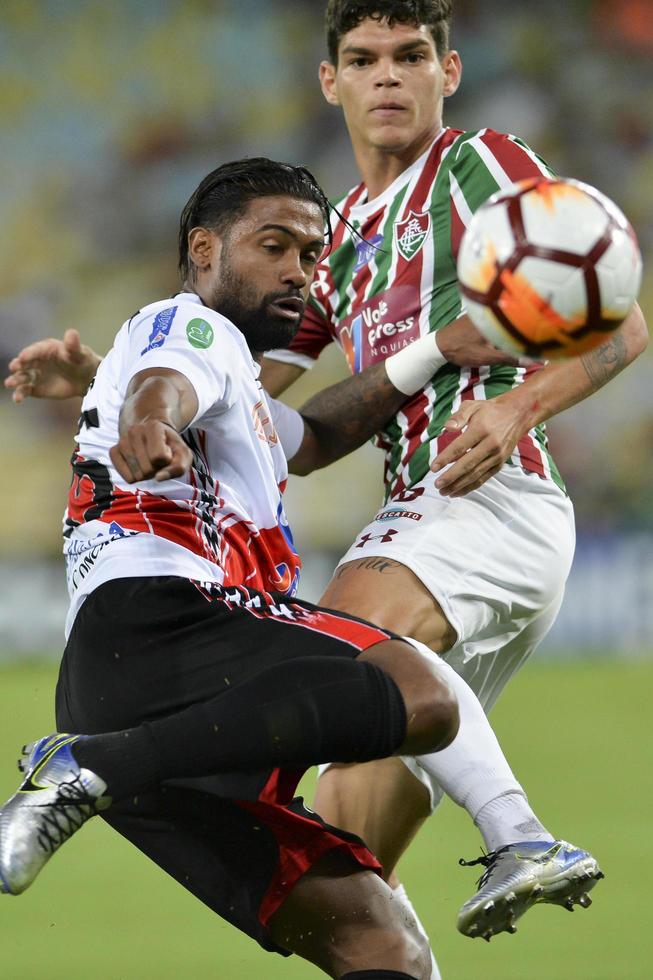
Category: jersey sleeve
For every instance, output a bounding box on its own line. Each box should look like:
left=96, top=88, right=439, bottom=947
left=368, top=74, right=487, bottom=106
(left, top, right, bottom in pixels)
left=449, top=129, right=556, bottom=260
left=267, top=396, right=305, bottom=461
left=264, top=292, right=334, bottom=369
left=122, top=302, right=241, bottom=424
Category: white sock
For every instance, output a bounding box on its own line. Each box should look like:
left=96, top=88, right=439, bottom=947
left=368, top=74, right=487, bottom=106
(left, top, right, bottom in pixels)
left=392, top=882, right=441, bottom=980
left=475, top=792, right=553, bottom=851
left=406, top=639, right=552, bottom=851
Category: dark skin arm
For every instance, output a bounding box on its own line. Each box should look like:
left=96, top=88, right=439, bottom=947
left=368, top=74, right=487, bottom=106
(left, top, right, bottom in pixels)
left=290, top=362, right=404, bottom=475
left=110, top=368, right=196, bottom=483
left=289, top=315, right=519, bottom=474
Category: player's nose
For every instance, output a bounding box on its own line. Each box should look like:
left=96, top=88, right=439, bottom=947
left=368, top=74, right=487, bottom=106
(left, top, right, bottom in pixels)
left=280, top=259, right=308, bottom=288
left=374, top=59, right=402, bottom=86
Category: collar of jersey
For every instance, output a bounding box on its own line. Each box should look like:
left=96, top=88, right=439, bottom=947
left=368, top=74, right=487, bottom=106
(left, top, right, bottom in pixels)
left=173, top=290, right=205, bottom=307
left=348, top=127, right=446, bottom=223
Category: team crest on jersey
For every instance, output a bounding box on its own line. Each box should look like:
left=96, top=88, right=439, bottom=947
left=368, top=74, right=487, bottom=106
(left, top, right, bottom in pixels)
left=394, top=210, right=431, bottom=261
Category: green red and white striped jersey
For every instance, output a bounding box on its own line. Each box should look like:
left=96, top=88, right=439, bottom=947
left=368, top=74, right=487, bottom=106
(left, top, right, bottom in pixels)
left=267, top=128, right=565, bottom=499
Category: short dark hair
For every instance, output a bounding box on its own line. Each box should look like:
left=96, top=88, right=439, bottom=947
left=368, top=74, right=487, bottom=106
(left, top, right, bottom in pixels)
left=325, top=0, right=453, bottom=64
left=178, top=157, right=331, bottom=282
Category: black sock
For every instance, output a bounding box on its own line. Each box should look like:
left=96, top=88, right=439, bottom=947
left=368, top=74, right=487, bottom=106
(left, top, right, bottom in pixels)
left=341, top=971, right=420, bottom=979
left=73, top=656, right=406, bottom=800
left=73, top=726, right=161, bottom=799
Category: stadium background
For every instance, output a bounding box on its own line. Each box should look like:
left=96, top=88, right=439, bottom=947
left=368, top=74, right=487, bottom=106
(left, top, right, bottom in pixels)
left=0, top=1, right=651, bottom=977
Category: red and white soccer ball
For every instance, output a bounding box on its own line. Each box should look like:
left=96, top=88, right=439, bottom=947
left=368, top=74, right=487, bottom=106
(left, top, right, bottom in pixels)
left=457, top=176, right=642, bottom=359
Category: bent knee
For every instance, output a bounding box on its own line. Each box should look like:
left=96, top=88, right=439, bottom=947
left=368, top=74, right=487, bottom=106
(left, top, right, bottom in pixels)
left=362, top=639, right=459, bottom=755
left=415, top=667, right=459, bottom=753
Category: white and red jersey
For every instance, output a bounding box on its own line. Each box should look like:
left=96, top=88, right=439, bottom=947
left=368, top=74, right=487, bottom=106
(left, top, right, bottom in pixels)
left=64, top=292, right=300, bottom=636
left=267, top=128, right=565, bottom=499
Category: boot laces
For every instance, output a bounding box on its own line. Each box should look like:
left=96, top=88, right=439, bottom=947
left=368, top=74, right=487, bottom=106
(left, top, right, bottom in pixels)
left=458, top=845, right=512, bottom=889
left=34, top=776, right=99, bottom=854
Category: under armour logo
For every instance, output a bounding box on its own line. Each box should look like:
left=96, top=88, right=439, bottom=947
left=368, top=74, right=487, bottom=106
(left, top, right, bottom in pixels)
left=310, top=269, right=329, bottom=298
left=355, top=529, right=399, bottom=548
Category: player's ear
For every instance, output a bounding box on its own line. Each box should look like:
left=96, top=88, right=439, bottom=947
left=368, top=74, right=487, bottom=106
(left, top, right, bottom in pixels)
left=188, top=227, right=220, bottom=272
left=442, top=50, right=462, bottom=98
left=319, top=61, right=341, bottom=106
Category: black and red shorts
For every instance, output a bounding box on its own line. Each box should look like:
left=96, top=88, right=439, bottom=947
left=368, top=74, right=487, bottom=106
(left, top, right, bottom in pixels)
left=56, top=576, right=394, bottom=954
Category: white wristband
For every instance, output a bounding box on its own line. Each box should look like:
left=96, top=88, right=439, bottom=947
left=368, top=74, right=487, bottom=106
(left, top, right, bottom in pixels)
left=384, top=332, right=447, bottom=396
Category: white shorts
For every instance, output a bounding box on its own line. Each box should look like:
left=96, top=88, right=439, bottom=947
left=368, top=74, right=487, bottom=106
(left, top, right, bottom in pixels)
left=318, top=464, right=575, bottom=806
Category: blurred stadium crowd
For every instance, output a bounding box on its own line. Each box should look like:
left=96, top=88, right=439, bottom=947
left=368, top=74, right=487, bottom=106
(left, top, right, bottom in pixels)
left=0, top=0, right=651, bottom=651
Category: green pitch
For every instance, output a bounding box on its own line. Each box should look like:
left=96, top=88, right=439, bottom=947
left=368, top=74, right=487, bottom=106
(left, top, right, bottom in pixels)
left=0, top=658, right=651, bottom=980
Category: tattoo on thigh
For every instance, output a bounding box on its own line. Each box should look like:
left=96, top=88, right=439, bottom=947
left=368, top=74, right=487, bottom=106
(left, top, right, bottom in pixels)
left=335, top=558, right=401, bottom=578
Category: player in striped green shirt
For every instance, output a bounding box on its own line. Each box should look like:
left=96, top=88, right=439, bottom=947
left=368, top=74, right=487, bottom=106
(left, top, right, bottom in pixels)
left=261, top=0, right=648, bottom=960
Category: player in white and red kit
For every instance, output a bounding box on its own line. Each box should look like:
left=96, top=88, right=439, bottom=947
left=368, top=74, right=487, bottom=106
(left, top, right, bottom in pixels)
left=0, top=158, right=468, bottom=980
left=64, top=289, right=303, bottom=632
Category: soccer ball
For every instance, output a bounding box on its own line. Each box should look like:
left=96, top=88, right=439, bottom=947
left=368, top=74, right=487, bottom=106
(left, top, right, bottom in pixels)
left=456, top=176, right=642, bottom=359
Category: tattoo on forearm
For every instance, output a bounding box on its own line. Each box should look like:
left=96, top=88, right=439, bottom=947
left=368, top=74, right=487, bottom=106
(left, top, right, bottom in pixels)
left=300, top=363, right=406, bottom=464
left=335, top=557, right=400, bottom=578
left=580, top=332, right=628, bottom=390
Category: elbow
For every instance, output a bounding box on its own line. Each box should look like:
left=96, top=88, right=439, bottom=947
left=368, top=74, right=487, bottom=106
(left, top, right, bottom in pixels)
left=624, top=303, right=649, bottom=360
left=289, top=448, right=331, bottom=477
left=288, top=418, right=333, bottom=476
left=288, top=456, right=314, bottom=477
left=632, top=320, right=649, bottom=359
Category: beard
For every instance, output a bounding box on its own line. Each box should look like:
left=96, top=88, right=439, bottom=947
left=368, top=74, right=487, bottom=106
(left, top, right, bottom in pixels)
left=208, top=259, right=304, bottom=353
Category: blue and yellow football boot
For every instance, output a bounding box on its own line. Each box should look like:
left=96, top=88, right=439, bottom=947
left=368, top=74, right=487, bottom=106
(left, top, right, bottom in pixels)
left=457, top=839, right=604, bottom=941
left=0, top=734, right=111, bottom=895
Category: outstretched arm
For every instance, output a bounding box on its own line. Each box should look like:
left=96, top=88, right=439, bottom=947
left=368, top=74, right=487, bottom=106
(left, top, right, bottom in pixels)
left=289, top=315, right=522, bottom=474
left=290, top=362, right=403, bottom=475
left=431, top=303, right=649, bottom=497
left=4, top=329, right=102, bottom=402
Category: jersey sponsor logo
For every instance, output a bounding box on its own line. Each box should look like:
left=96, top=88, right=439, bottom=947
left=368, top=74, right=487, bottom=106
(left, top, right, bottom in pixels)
left=252, top=400, right=279, bottom=446
left=394, top=210, right=431, bottom=261
left=141, top=305, right=178, bottom=355
left=374, top=509, right=422, bottom=523
left=355, top=528, right=399, bottom=548
left=272, top=562, right=300, bottom=595
left=337, top=286, right=420, bottom=372
left=66, top=538, right=112, bottom=593
left=65, top=524, right=140, bottom=592
left=186, top=318, right=214, bottom=349
left=354, top=233, right=384, bottom=271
